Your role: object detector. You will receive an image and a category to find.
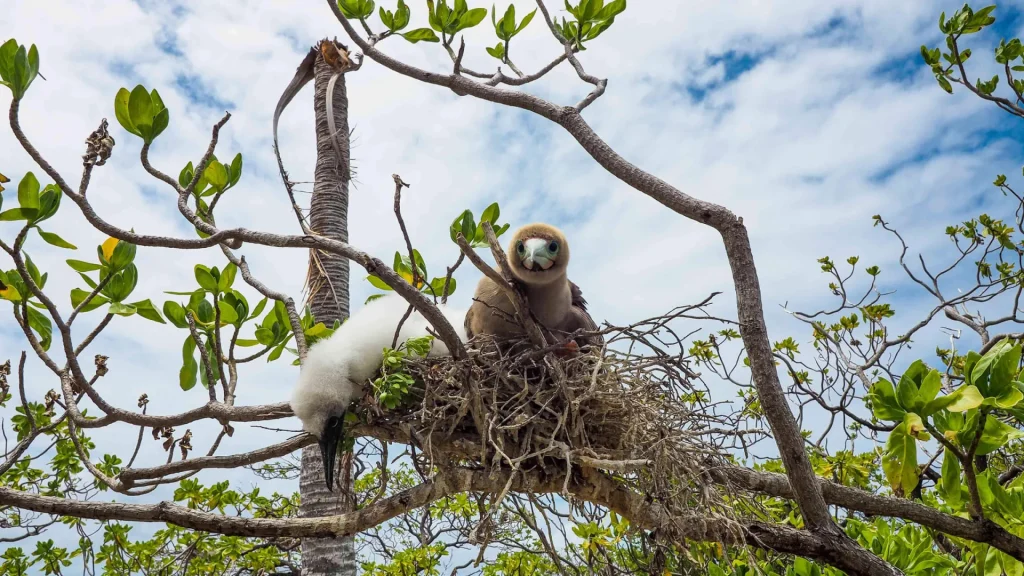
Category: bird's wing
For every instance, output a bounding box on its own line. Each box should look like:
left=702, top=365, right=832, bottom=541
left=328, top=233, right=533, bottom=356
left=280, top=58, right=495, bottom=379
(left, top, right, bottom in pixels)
left=569, top=280, right=589, bottom=311
left=564, top=281, right=602, bottom=347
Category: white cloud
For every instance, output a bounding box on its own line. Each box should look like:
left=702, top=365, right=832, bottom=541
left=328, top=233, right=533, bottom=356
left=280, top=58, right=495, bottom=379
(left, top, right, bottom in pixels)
left=3, top=0, right=1024, bottom=565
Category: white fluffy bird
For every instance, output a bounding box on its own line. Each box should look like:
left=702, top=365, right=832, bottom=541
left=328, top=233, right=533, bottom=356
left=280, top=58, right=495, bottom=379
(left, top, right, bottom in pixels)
left=290, top=293, right=467, bottom=490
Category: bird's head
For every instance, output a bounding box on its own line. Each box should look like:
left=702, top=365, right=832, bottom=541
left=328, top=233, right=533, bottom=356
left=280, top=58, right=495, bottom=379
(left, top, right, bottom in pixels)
left=506, top=223, right=570, bottom=286
left=289, top=357, right=358, bottom=492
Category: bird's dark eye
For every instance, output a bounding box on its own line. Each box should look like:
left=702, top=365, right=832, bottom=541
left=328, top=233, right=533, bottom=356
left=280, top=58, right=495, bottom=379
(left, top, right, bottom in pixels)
left=327, top=416, right=340, bottom=427
left=516, top=241, right=525, bottom=255
left=548, top=241, right=559, bottom=253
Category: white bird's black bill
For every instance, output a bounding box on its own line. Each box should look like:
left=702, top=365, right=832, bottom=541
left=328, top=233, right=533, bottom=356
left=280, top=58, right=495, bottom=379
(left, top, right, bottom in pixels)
left=319, top=416, right=345, bottom=491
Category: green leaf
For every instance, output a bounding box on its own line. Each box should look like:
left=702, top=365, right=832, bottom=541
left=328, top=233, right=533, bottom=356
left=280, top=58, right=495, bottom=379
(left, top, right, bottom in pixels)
left=114, top=88, right=139, bottom=137
left=0, top=40, right=17, bottom=84
left=196, top=299, right=215, bottom=325
left=428, top=276, right=456, bottom=298
left=402, top=28, right=441, bottom=43
left=36, top=229, right=76, bottom=250
left=234, top=339, right=260, bottom=347
left=461, top=210, right=476, bottom=242
left=973, top=340, right=1016, bottom=396
left=367, top=274, right=394, bottom=291
left=70, top=288, right=108, bottom=313
left=990, top=343, right=1021, bottom=399
left=924, top=384, right=984, bottom=415
left=151, top=108, right=169, bottom=140
left=25, top=306, right=52, bottom=351
left=867, top=378, right=906, bottom=421
left=393, top=0, right=411, bottom=29
left=937, top=74, right=954, bottom=94
left=968, top=417, right=1024, bottom=455
left=130, top=299, right=165, bottom=324
left=180, top=337, right=198, bottom=391
left=919, top=369, right=943, bottom=404
left=904, top=412, right=928, bottom=439
left=896, top=373, right=922, bottom=412
left=882, top=422, right=919, bottom=496
left=0, top=208, right=34, bottom=221
left=204, top=160, right=228, bottom=191
left=228, top=153, right=243, bottom=187
left=194, top=265, right=218, bottom=292
left=108, top=302, right=136, bottom=317
left=248, top=297, right=268, bottom=321
left=940, top=447, right=962, bottom=506
left=217, top=299, right=239, bottom=324
left=128, top=85, right=154, bottom=141
left=996, top=387, right=1024, bottom=409
left=163, top=301, right=188, bottom=329
left=17, top=172, right=40, bottom=214
left=516, top=8, right=537, bottom=34
left=218, top=262, right=237, bottom=292
left=480, top=202, right=500, bottom=225
left=267, top=342, right=287, bottom=362
left=486, top=42, right=505, bottom=59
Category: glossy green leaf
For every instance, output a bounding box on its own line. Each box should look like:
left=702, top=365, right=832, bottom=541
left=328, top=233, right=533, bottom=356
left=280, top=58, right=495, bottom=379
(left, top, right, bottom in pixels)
left=36, top=229, right=76, bottom=250
left=128, top=85, right=154, bottom=140
left=70, top=288, right=108, bottom=313
left=25, top=306, right=51, bottom=351
left=882, top=422, right=919, bottom=496
left=867, top=378, right=906, bottom=421
left=163, top=301, right=188, bottom=329
left=130, top=299, right=165, bottom=324
left=940, top=447, right=962, bottom=506
left=17, top=172, right=40, bottom=214
left=367, top=274, right=394, bottom=291
left=194, top=265, right=218, bottom=292
left=218, top=262, right=237, bottom=292
left=924, top=384, right=983, bottom=416
left=402, top=28, right=441, bottom=43
left=217, top=299, right=239, bottom=324
left=108, top=302, right=136, bottom=317
left=114, top=88, right=139, bottom=137
left=180, top=336, right=198, bottom=391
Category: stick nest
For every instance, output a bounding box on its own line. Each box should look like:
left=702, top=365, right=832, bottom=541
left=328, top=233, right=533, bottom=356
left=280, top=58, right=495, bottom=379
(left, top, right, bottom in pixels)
left=359, top=329, right=752, bottom=541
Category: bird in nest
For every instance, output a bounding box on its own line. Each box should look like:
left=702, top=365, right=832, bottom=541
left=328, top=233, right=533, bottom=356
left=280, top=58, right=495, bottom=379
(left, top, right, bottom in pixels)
left=464, top=222, right=603, bottom=352
left=290, top=293, right=467, bottom=490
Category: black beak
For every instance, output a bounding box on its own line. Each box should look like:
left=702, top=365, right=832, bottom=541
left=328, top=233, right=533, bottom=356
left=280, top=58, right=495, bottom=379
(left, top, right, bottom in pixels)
left=319, top=416, right=345, bottom=492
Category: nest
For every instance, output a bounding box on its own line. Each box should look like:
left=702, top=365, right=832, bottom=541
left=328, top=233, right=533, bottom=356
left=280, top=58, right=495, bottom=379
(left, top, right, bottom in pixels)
left=359, top=325, right=753, bottom=543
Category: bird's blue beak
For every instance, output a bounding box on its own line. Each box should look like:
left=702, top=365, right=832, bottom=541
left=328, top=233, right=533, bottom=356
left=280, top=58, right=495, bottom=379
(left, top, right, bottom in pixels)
left=319, top=416, right=345, bottom=491
left=521, top=238, right=555, bottom=271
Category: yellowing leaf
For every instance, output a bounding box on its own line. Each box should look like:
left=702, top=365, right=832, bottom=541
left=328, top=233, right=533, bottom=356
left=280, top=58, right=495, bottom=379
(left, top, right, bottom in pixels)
left=947, top=385, right=984, bottom=412
left=101, top=237, right=119, bottom=262
left=905, top=412, right=926, bottom=437
left=0, top=171, right=8, bottom=192
left=0, top=285, right=19, bottom=301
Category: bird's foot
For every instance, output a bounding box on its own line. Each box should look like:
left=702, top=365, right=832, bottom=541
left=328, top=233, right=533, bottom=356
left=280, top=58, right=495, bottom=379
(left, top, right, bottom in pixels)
left=552, top=340, right=580, bottom=358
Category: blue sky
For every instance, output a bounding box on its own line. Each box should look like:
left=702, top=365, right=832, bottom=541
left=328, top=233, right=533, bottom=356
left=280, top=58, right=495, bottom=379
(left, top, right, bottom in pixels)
left=3, top=0, right=1024, bottom=567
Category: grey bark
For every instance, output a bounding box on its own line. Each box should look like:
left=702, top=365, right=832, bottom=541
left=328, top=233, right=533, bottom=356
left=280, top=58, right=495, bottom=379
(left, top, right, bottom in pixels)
left=299, top=45, right=356, bottom=575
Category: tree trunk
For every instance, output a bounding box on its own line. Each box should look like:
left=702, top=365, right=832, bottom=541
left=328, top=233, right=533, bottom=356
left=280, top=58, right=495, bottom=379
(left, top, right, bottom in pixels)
left=299, top=40, right=355, bottom=576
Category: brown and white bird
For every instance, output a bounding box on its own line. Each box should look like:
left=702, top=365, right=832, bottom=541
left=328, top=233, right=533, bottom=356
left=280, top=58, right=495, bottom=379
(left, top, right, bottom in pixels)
left=465, top=223, right=602, bottom=350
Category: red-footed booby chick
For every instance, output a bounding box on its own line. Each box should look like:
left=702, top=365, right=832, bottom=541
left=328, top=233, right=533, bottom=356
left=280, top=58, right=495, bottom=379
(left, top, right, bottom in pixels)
left=290, top=293, right=467, bottom=490
left=464, top=223, right=602, bottom=350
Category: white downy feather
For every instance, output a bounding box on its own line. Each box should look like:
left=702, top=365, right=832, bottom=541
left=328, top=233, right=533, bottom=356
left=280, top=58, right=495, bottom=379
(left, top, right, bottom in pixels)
left=290, top=294, right=467, bottom=437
